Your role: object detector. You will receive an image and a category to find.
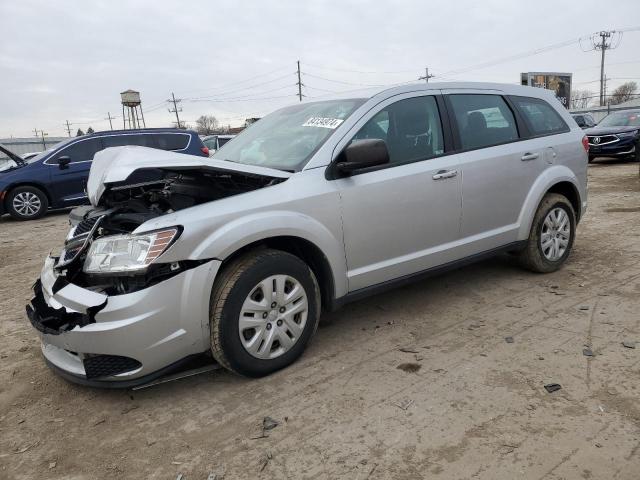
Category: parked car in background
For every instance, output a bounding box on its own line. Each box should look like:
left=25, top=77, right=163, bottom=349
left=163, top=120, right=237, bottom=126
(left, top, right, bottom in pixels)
left=26, top=82, right=588, bottom=386
left=571, top=113, right=596, bottom=129
left=0, top=128, right=208, bottom=220
left=202, top=134, right=235, bottom=156
left=585, top=110, right=640, bottom=162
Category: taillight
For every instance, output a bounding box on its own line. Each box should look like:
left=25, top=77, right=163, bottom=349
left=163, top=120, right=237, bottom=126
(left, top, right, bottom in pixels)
left=582, top=135, right=589, bottom=152
left=201, top=146, right=210, bottom=156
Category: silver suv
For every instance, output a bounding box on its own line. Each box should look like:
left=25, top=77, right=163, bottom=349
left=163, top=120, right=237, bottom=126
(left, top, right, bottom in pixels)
left=27, top=82, right=588, bottom=386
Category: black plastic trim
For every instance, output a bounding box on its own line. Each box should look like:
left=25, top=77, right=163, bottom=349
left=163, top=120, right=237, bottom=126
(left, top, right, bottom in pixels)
left=329, top=241, right=526, bottom=311
left=44, top=353, right=208, bottom=389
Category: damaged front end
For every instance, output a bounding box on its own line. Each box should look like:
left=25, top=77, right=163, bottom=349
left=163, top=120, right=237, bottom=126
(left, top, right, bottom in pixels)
left=26, top=147, right=288, bottom=384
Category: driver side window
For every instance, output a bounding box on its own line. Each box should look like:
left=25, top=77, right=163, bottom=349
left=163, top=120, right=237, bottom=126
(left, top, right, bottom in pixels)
left=54, top=139, right=103, bottom=164
left=351, top=96, right=444, bottom=165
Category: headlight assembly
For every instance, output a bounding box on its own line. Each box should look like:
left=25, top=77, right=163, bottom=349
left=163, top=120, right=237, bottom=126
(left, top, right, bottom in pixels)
left=83, top=227, right=179, bottom=274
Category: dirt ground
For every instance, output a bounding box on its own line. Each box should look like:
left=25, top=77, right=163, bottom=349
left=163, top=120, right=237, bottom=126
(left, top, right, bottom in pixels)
left=1, top=161, right=639, bottom=480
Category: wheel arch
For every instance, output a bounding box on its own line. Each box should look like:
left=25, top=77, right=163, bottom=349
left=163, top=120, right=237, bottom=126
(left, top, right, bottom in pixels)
left=218, top=236, right=336, bottom=312
left=517, top=166, right=583, bottom=240
left=3, top=182, right=53, bottom=209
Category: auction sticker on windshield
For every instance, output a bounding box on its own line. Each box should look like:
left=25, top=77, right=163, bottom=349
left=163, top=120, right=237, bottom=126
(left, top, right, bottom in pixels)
left=302, top=117, right=344, bottom=129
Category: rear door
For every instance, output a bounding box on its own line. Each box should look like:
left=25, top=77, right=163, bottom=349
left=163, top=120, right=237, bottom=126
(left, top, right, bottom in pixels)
left=48, top=138, right=103, bottom=204
left=334, top=93, right=463, bottom=291
left=444, top=92, right=543, bottom=254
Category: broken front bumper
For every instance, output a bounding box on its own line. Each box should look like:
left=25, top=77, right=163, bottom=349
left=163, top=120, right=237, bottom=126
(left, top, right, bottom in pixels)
left=26, top=256, right=221, bottom=387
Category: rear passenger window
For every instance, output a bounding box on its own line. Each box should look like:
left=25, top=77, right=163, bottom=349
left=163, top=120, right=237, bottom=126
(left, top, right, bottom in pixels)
left=56, top=138, right=103, bottom=163
left=351, top=96, right=444, bottom=165
left=448, top=95, right=519, bottom=150
left=511, top=96, right=568, bottom=136
left=155, top=134, right=189, bottom=151
left=102, top=134, right=157, bottom=148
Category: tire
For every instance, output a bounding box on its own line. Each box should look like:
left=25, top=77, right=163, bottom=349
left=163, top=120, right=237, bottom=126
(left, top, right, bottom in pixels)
left=6, top=186, right=49, bottom=220
left=588, top=156, right=594, bottom=163
left=210, top=248, right=321, bottom=377
left=518, top=193, right=576, bottom=273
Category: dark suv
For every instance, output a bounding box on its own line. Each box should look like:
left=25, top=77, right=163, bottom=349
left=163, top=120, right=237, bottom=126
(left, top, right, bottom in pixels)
left=0, top=129, right=208, bottom=220
left=585, top=110, right=640, bottom=162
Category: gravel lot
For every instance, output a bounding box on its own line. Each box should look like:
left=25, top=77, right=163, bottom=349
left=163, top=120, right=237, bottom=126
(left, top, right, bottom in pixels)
left=1, top=161, right=639, bottom=479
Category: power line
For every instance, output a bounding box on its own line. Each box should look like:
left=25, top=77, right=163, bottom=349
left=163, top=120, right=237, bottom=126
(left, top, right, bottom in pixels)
left=168, top=92, right=182, bottom=128
left=591, top=30, right=623, bottom=106
left=105, top=112, right=115, bottom=130
left=184, top=72, right=295, bottom=101
left=418, top=67, right=434, bottom=83
left=303, top=63, right=417, bottom=75
left=297, top=60, right=304, bottom=101
left=177, top=65, right=292, bottom=96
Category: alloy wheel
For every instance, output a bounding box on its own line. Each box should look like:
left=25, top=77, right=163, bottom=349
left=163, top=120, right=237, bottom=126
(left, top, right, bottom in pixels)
left=540, top=207, right=571, bottom=261
left=12, top=191, right=42, bottom=217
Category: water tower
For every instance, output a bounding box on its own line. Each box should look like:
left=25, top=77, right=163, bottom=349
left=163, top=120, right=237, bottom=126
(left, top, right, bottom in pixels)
left=120, top=89, right=146, bottom=129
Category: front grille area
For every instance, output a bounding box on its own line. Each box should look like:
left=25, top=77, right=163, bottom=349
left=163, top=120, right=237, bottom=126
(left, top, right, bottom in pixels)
left=588, top=134, right=618, bottom=145
left=74, top=216, right=100, bottom=237
left=83, top=355, right=142, bottom=379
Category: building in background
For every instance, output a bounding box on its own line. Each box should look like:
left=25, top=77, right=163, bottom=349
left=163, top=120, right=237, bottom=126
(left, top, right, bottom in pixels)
left=521, top=72, right=572, bottom=109
left=0, top=137, right=67, bottom=157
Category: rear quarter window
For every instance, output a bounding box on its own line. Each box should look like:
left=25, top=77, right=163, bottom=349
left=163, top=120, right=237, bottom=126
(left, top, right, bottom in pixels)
left=511, top=96, right=569, bottom=137
left=155, top=133, right=190, bottom=151
left=448, top=94, right=519, bottom=150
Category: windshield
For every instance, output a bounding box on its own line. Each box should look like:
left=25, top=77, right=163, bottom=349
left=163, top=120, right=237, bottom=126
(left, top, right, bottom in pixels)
left=212, top=99, right=365, bottom=171
left=598, top=111, right=640, bottom=128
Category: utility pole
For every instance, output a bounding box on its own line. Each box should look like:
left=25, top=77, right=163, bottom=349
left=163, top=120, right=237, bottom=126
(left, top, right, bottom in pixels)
left=296, top=60, right=304, bottom=102
left=39, top=130, right=48, bottom=150
left=419, top=67, right=434, bottom=83
left=168, top=92, right=183, bottom=128
left=105, top=112, right=115, bottom=130
left=591, top=31, right=621, bottom=106
left=64, top=120, right=72, bottom=137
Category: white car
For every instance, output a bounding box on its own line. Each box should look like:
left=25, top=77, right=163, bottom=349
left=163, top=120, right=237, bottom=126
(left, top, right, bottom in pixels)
left=202, top=134, right=235, bottom=156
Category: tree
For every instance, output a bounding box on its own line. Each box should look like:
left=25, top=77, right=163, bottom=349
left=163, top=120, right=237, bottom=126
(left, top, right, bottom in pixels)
left=87, top=126, right=94, bottom=134
left=609, top=81, right=638, bottom=105
left=570, top=90, right=593, bottom=110
left=195, top=115, right=219, bottom=135
left=76, top=128, right=84, bottom=136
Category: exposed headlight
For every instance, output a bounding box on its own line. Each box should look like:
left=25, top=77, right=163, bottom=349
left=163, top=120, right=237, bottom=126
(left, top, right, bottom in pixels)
left=83, top=227, right=179, bottom=274
left=618, top=130, right=638, bottom=138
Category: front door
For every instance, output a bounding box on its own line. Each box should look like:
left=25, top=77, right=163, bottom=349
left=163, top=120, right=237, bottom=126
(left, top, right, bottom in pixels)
left=49, top=138, right=103, bottom=204
left=334, top=95, right=462, bottom=291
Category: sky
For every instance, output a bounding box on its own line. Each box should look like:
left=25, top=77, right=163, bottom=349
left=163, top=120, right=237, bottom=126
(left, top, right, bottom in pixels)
left=0, top=0, right=639, bottom=138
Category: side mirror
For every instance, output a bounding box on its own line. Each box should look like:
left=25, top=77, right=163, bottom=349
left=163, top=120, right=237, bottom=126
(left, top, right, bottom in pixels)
left=336, top=139, right=390, bottom=173
left=58, top=156, right=71, bottom=170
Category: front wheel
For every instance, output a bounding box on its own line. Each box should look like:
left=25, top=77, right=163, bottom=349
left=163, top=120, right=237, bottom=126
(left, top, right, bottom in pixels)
left=518, top=193, right=576, bottom=273
left=6, top=186, right=49, bottom=220
left=210, top=249, right=321, bottom=377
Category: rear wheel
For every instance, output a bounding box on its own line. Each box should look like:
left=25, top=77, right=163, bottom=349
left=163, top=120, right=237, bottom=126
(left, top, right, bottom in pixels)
left=6, top=186, right=48, bottom=220
left=210, top=249, right=321, bottom=377
left=519, top=193, right=576, bottom=273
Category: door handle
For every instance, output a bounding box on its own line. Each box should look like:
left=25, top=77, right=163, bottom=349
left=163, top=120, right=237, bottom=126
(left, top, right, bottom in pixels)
left=521, top=152, right=539, bottom=161
left=432, top=169, right=458, bottom=180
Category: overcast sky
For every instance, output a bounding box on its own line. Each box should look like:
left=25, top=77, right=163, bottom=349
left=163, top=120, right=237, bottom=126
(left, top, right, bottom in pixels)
left=1, top=0, right=638, bottom=138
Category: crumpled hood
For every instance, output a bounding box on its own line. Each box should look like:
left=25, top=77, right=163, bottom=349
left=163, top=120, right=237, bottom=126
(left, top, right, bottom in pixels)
left=87, top=146, right=292, bottom=205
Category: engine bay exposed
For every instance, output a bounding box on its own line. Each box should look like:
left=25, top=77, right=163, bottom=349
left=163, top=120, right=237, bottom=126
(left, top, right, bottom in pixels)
left=53, top=167, right=286, bottom=296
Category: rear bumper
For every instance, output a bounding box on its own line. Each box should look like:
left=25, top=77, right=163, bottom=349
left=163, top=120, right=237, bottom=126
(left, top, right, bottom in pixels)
left=27, top=256, right=221, bottom=386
